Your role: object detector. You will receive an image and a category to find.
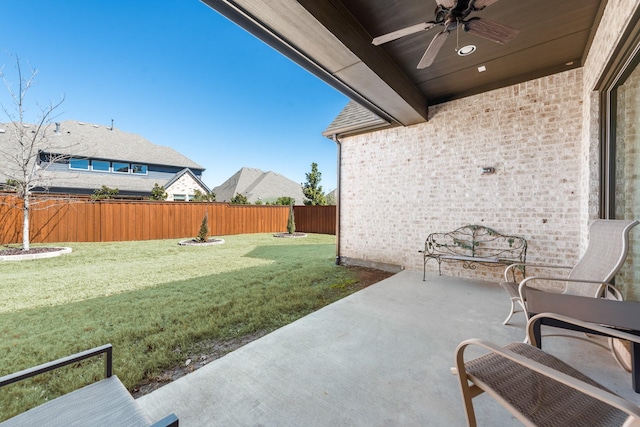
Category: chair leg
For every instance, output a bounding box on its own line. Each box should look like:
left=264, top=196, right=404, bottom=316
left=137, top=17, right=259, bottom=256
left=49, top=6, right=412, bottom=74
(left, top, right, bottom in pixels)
left=502, top=298, right=522, bottom=325
left=610, top=337, right=633, bottom=372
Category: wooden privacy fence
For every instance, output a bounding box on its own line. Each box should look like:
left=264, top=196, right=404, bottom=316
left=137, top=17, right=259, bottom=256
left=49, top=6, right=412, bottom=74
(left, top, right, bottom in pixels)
left=0, top=195, right=336, bottom=244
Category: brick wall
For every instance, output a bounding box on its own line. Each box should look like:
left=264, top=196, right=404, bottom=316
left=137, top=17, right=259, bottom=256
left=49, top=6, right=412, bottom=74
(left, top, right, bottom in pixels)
left=339, top=69, right=584, bottom=280
left=337, top=0, right=640, bottom=284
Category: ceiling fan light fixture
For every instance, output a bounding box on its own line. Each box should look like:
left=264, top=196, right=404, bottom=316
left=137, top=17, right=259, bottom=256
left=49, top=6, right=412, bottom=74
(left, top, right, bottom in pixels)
left=457, top=44, right=476, bottom=56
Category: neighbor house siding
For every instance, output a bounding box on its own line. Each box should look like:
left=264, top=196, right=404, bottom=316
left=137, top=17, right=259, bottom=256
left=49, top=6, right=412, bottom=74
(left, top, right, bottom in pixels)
left=166, top=172, right=206, bottom=201
left=339, top=68, right=584, bottom=280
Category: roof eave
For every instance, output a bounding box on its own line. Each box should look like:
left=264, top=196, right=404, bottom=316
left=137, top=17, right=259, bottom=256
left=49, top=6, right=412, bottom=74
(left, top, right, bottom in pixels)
left=200, top=0, right=428, bottom=126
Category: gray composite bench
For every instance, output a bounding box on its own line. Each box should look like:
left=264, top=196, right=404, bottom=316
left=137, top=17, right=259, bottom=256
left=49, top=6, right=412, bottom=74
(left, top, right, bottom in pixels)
left=0, top=344, right=178, bottom=426
left=419, top=224, right=527, bottom=281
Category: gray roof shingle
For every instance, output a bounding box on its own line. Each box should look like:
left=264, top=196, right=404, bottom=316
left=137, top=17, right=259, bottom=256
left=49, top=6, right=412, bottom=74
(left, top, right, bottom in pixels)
left=322, top=101, right=390, bottom=137
left=0, top=120, right=203, bottom=169
left=213, top=167, right=304, bottom=204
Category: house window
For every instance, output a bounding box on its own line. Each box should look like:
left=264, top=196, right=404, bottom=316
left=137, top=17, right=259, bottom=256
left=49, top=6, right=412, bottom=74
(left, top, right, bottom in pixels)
left=132, top=164, right=148, bottom=175
left=188, top=194, right=195, bottom=201
left=91, top=160, right=110, bottom=172
left=113, top=162, right=130, bottom=173
left=69, top=158, right=89, bottom=170
left=174, top=194, right=186, bottom=201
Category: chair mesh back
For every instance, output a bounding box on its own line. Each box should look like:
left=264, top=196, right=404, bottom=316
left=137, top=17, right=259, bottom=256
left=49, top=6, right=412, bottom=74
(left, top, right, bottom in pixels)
left=566, top=220, right=638, bottom=297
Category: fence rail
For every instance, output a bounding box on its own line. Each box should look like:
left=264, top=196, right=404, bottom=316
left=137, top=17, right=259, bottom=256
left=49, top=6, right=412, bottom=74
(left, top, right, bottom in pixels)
left=0, top=195, right=336, bottom=244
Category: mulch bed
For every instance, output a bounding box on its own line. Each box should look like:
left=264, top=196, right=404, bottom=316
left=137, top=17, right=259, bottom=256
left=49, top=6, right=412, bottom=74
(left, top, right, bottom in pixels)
left=273, top=232, right=307, bottom=238
left=0, top=247, right=64, bottom=256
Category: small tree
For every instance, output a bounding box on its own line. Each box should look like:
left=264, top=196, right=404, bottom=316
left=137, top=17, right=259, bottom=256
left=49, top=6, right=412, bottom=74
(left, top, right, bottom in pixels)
left=0, top=55, right=66, bottom=250
left=91, top=185, right=119, bottom=200
left=196, top=212, right=209, bottom=242
left=287, top=204, right=296, bottom=234
left=302, top=162, right=327, bottom=206
left=230, top=193, right=249, bottom=204
left=150, top=183, right=167, bottom=200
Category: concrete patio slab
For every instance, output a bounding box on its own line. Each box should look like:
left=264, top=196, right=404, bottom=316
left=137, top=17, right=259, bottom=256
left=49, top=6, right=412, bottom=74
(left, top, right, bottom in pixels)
left=137, top=270, right=639, bottom=426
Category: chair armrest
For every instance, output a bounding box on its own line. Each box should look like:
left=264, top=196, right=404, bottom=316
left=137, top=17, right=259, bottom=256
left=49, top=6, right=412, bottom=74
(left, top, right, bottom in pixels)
left=455, top=336, right=640, bottom=421
left=150, top=413, right=179, bottom=427
left=0, top=344, right=113, bottom=388
left=526, top=312, right=640, bottom=347
left=503, top=263, right=571, bottom=282
left=518, top=277, right=609, bottom=301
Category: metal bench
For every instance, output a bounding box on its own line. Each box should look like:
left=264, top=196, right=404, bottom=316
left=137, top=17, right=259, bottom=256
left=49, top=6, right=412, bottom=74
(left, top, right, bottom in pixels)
left=419, top=225, right=527, bottom=281
left=0, top=344, right=178, bottom=426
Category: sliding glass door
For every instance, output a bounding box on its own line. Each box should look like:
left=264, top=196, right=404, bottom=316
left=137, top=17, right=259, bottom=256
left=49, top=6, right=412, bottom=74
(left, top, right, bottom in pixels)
left=612, top=56, right=640, bottom=299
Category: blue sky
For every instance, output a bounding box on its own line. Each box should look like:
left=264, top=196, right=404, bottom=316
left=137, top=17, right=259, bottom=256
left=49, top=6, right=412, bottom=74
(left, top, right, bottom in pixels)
left=0, top=0, right=348, bottom=192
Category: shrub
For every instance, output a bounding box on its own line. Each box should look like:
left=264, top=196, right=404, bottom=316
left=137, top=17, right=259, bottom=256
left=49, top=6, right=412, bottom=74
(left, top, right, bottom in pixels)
left=150, top=183, right=168, bottom=200
left=91, top=185, right=119, bottom=200
left=275, top=196, right=295, bottom=206
left=230, top=193, right=249, bottom=204
left=287, top=204, right=296, bottom=234
left=196, top=213, right=209, bottom=242
left=191, top=189, right=216, bottom=202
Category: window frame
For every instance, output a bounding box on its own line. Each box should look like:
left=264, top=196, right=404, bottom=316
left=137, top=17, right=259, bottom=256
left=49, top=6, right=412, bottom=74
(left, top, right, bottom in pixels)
left=91, top=160, right=111, bottom=172
left=598, top=8, right=640, bottom=219
left=69, top=158, right=90, bottom=170
left=131, top=164, right=148, bottom=175
left=112, top=162, right=130, bottom=174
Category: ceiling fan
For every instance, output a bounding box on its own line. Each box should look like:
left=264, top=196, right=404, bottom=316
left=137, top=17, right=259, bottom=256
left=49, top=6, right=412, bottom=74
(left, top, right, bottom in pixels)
left=371, top=0, right=519, bottom=69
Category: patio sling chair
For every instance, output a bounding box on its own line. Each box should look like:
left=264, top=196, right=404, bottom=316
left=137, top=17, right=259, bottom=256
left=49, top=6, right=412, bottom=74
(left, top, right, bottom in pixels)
left=454, top=313, right=640, bottom=427
left=500, top=219, right=639, bottom=326
left=0, top=344, right=178, bottom=426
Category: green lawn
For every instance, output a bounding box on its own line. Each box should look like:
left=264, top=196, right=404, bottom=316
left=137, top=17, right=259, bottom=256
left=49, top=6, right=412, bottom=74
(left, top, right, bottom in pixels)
left=0, top=233, right=362, bottom=421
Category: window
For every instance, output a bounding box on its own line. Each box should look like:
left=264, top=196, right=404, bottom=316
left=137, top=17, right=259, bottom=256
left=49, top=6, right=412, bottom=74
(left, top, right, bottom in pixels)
left=174, top=194, right=186, bottom=201
left=69, top=158, right=89, bottom=170
left=91, top=160, right=110, bottom=172
left=113, top=162, right=129, bottom=173
left=188, top=194, right=195, bottom=201
left=601, top=21, right=640, bottom=298
left=132, top=164, right=148, bottom=175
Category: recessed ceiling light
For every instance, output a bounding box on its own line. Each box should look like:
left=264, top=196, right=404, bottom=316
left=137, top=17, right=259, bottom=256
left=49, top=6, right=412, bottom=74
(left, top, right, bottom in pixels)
left=457, top=45, right=476, bottom=56
left=478, top=65, right=486, bottom=72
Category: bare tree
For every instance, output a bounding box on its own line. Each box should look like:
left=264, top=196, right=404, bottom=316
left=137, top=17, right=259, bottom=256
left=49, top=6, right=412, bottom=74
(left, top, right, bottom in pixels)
left=0, top=56, right=66, bottom=250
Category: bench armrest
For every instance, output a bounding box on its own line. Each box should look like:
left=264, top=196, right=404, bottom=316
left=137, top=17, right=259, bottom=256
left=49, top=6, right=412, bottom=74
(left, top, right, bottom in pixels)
left=0, top=344, right=113, bottom=388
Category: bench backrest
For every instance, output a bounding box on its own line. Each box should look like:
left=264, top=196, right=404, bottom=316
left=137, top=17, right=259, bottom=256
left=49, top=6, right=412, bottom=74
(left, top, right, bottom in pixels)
left=424, top=225, right=527, bottom=261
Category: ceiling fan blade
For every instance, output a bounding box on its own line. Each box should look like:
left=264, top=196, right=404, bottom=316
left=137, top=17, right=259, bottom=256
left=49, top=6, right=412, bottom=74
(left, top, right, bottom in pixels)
left=417, top=31, right=449, bottom=69
left=472, top=0, right=500, bottom=9
left=464, top=17, right=518, bottom=44
left=372, top=22, right=436, bottom=45
left=435, top=0, right=456, bottom=7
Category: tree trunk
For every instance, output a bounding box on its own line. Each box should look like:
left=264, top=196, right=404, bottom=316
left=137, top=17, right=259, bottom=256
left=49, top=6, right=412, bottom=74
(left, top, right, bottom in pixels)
left=22, top=193, right=30, bottom=251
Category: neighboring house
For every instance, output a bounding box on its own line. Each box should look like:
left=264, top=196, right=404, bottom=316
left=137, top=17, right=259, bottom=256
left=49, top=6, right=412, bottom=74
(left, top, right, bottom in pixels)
left=205, top=2, right=640, bottom=298
left=0, top=120, right=210, bottom=200
left=213, top=167, right=304, bottom=204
